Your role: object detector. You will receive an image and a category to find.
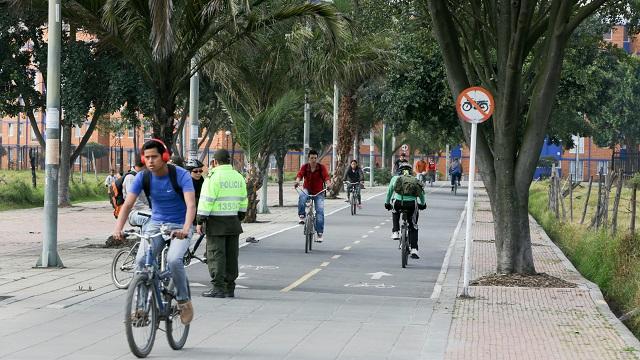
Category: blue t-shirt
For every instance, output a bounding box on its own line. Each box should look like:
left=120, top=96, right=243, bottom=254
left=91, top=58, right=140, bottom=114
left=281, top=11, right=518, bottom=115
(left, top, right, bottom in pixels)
left=129, top=166, right=195, bottom=224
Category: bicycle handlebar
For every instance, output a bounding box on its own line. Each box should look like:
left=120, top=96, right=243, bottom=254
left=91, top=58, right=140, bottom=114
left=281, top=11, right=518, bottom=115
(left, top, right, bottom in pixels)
left=295, top=187, right=327, bottom=197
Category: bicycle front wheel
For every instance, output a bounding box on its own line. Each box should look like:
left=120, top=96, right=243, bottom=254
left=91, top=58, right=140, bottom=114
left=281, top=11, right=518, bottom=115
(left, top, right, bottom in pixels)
left=350, top=194, right=357, bottom=215
left=125, top=274, right=158, bottom=358
left=112, top=248, right=136, bottom=289
left=165, top=281, right=190, bottom=350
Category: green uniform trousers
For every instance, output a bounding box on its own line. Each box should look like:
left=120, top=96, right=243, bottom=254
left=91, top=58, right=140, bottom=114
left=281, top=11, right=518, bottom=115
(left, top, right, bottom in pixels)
left=206, top=234, right=239, bottom=292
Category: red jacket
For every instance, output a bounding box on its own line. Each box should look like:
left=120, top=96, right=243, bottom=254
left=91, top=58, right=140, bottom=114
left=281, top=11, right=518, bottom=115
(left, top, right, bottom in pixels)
left=297, top=163, right=329, bottom=195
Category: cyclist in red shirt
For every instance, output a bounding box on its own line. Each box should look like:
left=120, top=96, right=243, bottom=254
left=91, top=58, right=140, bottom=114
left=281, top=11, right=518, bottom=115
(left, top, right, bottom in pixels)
left=295, top=150, right=332, bottom=242
left=427, top=158, right=437, bottom=184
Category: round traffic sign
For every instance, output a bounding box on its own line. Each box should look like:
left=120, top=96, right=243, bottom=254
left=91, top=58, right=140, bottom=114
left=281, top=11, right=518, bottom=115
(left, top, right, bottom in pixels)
left=401, top=144, right=408, bottom=151
left=456, top=86, right=494, bottom=123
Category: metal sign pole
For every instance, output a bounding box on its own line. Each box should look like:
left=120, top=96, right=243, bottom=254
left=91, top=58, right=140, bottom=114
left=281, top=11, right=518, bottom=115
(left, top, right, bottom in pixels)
left=462, top=121, right=478, bottom=296
left=37, top=0, right=63, bottom=268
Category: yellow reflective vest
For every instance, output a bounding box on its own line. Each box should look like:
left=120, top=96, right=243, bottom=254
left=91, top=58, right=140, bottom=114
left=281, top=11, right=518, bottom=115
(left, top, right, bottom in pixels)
left=197, top=164, right=248, bottom=217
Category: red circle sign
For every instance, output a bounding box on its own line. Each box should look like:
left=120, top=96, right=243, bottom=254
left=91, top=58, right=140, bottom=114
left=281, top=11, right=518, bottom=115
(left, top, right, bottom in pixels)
left=456, top=86, right=495, bottom=124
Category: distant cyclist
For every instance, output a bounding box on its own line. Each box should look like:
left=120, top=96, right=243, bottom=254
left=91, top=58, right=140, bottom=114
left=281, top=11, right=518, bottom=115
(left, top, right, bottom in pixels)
left=394, top=153, right=410, bottom=175
left=449, top=158, right=462, bottom=191
left=414, top=156, right=427, bottom=185
left=343, top=159, right=364, bottom=208
left=384, top=163, right=426, bottom=259
left=427, top=158, right=437, bottom=184
left=295, top=149, right=331, bottom=242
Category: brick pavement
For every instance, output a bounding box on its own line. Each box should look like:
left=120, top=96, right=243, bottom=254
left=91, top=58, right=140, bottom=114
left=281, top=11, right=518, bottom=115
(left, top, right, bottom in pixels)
left=443, top=188, right=640, bottom=359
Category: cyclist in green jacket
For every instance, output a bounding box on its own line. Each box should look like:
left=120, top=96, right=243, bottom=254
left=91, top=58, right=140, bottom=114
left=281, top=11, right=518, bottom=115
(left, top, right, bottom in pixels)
left=384, top=163, right=426, bottom=259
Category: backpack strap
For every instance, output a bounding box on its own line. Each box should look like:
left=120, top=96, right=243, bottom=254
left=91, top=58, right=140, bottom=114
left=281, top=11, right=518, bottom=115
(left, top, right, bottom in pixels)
left=142, top=165, right=184, bottom=206
left=167, top=164, right=184, bottom=202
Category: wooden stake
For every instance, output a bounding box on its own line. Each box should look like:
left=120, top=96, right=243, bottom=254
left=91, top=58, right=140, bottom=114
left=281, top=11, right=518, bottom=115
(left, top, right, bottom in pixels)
left=581, top=176, right=593, bottom=225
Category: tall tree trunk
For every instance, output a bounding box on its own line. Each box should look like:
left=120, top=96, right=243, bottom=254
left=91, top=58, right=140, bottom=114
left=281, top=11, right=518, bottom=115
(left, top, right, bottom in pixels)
left=58, top=122, right=72, bottom=207
left=328, top=90, right=357, bottom=198
left=133, top=126, right=139, bottom=161
left=29, top=148, right=37, bottom=188
left=631, top=184, right=637, bottom=236
left=244, top=159, right=268, bottom=223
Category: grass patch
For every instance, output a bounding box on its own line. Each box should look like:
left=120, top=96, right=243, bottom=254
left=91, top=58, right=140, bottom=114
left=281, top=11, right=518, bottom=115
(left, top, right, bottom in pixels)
left=529, top=182, right=640, bottom=338
left=0, top=170, right=108, bottom=211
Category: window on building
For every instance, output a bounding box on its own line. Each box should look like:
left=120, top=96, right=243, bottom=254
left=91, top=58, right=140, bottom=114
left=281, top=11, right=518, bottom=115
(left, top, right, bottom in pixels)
left=143, top=128, right=151, bottom=141
left=75, top=125, right=82, bottom=138
left=597, top=160, right=609, bottom=175
left=604, top=29, right=612, bottom=40
left=128, top=127, right=135, bottom=138
left=115, top=150, right=122, bottom=167
left=30, top=128, right=37, bottom=141
left=75, top=155, right=80, bottom=165
left=624, top=26, right=630, bottom=42
left=569, top=160, right=584, bottom=181
left=8, top=123, right=13, bottom=137
left=568, top=136, right=584, bottom=154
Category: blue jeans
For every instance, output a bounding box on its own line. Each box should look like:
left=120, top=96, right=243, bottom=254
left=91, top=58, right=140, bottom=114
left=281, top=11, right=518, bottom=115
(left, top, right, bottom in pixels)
left=135, top=221, right=193, bottom=301
left=298, top=191, right=325, bottom=234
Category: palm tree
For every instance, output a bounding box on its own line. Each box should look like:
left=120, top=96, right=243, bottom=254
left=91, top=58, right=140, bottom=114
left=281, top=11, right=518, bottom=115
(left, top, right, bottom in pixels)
left=8, top=0, right=343, bottom=149
left=209, top=30, right=305, bottom=222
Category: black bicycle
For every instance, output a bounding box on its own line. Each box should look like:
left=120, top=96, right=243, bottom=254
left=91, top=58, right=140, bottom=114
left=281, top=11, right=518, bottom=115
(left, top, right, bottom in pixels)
left=297, top=188, right=326, bottom=253
left=344, top=181, right=361, bottom=215
left=399, top=210, right=411, bottom=268
left=124, top=227, right=191, bottom=358
left=112, top=231, right=205, bottom=290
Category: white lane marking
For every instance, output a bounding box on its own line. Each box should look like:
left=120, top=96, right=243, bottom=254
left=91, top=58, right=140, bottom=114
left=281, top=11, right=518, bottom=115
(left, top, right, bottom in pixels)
left=281, top=268, right=322, bottom=292
left=361, top=235, right=368, bottom=239
left=374, top=226, right=380, bottom=229
left=344, top=282, right=395, bottom=289
left=189, top=282, right=207, bottom=287
left=331, top=255, right=341, bottom=259
left=368, top=230, right=374, bottom=233
left=343, top=246, right=351, bottom=250
left=320, top=262, right=330, bottom=267
left=354, top=240, right=361, bottom=244
left=367, top=272, right=392, bottom=280
left=430, top=204, right=467, bottom=300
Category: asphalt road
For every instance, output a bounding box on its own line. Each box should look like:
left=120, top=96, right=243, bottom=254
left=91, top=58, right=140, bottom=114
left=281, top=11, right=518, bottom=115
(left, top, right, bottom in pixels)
left=188, top=183, right=467, bottom=301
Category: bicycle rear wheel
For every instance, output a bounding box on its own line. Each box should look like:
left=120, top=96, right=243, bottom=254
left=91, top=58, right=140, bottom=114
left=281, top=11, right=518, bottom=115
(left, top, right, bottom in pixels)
left=401, top=226, right=409, bottom=268
left=304, top=217, right=312, bottom=253
left=165, top=281, right=190, bottom=350
left=125, top=274, right=158, bottom=358
left=112, top=248, right=136, bottom=289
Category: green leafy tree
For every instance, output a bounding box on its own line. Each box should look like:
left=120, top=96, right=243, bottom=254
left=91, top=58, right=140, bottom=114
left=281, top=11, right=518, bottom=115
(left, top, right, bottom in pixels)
left=7, top=0, right=344, bottom=151
left=421, top=0, right=636, bottom=273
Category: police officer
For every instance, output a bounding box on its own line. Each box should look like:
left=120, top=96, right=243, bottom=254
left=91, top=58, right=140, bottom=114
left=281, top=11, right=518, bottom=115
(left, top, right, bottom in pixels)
left=196, top=149, right=248, bottom=298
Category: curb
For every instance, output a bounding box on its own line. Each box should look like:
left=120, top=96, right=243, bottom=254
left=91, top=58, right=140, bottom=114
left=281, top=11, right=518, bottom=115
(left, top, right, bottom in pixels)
left=530, top=215, right=640, bottom=356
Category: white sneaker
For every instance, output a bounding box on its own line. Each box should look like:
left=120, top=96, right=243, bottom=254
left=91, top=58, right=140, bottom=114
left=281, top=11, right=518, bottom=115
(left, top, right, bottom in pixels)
left=315, top=234, right=323, bottom=243
left=410, top=248, right=420, bottom=259
left=391, top=231, right=400, bottom=240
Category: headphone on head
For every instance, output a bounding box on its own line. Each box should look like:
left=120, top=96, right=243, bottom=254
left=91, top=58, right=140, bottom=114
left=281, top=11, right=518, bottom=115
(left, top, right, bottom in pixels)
left=141, top=138, right=171, bottom=164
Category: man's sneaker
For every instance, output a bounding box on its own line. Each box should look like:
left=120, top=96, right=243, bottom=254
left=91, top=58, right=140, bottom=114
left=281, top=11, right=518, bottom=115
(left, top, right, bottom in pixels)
left=178, top=300, right=194, bottom=325
left=345, top=199, right=350, bottom=203
left=202, top=288, right=226, bottom=298
left=315, top=234, right=323, bottom=243
left=391, top=231, right=400, bottom=240
left=410, top=248, right=420, bottom=259
left=451, top=186, right=454, bottom=192
left=298, top=215, right=305, bottom=225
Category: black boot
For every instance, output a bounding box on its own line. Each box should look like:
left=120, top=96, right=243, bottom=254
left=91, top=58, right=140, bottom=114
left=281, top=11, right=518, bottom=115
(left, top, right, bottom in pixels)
left=202, top=287, right=226, bottom=298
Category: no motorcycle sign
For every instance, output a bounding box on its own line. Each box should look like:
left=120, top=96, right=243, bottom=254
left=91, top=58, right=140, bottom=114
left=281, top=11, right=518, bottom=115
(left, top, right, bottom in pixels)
left=456, top=86, right=494, bottom=123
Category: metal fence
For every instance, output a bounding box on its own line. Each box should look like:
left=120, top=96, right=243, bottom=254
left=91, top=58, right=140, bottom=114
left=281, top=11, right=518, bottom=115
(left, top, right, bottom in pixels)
left=613, top=151, right=640, bottom=179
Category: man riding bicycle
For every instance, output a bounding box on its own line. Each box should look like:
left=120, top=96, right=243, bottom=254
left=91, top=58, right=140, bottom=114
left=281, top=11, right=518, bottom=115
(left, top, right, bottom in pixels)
left=449, top=157, right=463, bottom=191
left=394, top=153, right=410, bottom=175
left=343, top=159, right=364, bottom=208
left=295, top=149, right=331, bottom=242
left=113, top=139, right=197, bottom=325
left=414, top=157, right=427, bottom=185
left=384, top=163, right=426, bottom=259
left=427, top=158, right=437, bottom=183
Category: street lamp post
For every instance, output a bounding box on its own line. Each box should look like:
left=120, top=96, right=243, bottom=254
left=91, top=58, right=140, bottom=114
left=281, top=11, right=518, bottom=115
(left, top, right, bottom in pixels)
left=225, top=130, right=231, bottom=149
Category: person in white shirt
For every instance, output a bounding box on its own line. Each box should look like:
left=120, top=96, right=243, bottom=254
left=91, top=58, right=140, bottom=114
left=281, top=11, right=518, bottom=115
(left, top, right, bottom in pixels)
left=122, top=160, right=151, bottom=227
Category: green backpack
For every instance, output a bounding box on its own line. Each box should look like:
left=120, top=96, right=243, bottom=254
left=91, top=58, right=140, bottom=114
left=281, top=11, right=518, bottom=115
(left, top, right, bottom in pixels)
left=394, top=175, right=424, bottom=198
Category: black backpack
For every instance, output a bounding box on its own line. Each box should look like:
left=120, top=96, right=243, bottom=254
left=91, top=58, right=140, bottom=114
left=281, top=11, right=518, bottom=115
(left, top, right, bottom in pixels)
left=141, top=164, right=184, bottom=204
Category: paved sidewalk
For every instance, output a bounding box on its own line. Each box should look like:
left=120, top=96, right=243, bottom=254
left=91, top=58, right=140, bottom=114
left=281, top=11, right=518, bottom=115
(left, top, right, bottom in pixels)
left=0, top=183, right=387, bottom=311
left=436, top=187, right=640, bottom=359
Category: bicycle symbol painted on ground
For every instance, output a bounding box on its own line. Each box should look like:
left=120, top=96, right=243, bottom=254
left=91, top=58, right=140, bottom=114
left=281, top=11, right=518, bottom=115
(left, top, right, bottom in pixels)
left=344, top=282, right=395, bottom=289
